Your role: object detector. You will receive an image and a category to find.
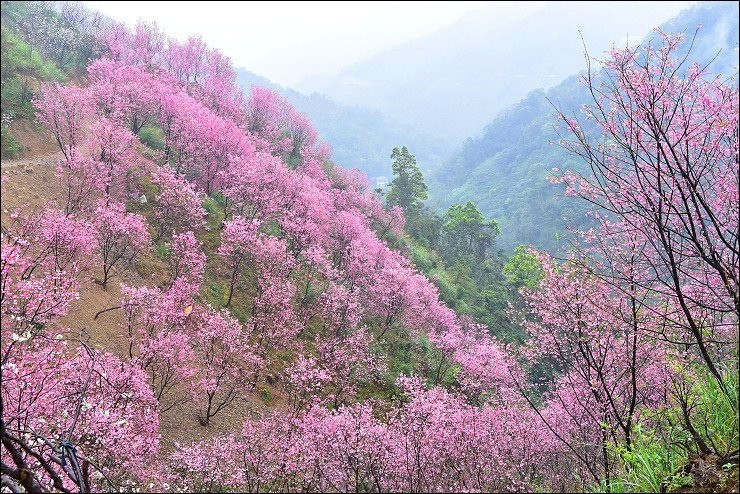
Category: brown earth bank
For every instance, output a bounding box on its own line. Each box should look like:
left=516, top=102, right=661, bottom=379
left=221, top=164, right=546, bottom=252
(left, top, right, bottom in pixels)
left=1, top=129, right=275, bottom=454
left=664, top=453, right=740, bottom=493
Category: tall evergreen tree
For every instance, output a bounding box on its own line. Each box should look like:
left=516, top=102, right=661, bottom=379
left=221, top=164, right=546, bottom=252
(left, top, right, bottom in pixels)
left=386, top=146, right=427, bottom=217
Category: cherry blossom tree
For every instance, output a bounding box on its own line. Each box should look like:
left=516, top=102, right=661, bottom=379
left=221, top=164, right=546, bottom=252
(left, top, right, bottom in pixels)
left=35, top=83, right=90, bottom=160
left=1, top=209, right=93, bottom=341
left=119, top=282, right=197, bottom=413
left=553, top=31, right=739, bottom=392
left=1, top=340, right=160, bottom=492
left=188, top=307, right=262, bottom=425
left=515, top=252, right=673, bottom=487
left=92, top=201, right=150, bottom=287
left=151, top=167, right=207, bottom=241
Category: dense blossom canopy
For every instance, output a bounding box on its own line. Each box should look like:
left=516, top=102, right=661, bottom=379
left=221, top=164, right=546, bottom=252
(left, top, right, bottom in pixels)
left=1, top=17, right=737, bottom=494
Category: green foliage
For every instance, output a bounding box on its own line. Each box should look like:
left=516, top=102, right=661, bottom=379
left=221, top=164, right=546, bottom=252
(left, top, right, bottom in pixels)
left=154, top=242, right=169, bottom=261
left=1, top=1, right=104, bottom=74
left=138, top=124, right=165, bottom=151
left=429, top=78, right=593, bottom=253
left=1, top=125, right=21, bottom=158
left=0, top=0, right=109, bottom=159
left=204, top=281, right=228, bottom=310
left=379, top=329, right=458, bottom=398
left=594, top=423, right=690, bottom=493
left=442, top=201, right=499, bottom=263
left=0, top=26, right=66, bottom=83
left=258, top=386, right=273, bottom=406
left=402, top=202, right=526, bottom=343
left=415, top=333, right=458, bottom=388
left=0, top=5, right=74, bottom=159
left=426, top=267, right=458, bottom=306
left=596, top=360, right=740, bottom=493
left=202, top=195, right=226, bottom=229
left=1, top=25, right=66, bottom=126
left=503, top=245, right=544, bottom=290
left=405, top=206, right=444, bottom=249
left=410, top=243, right=436, bottom=272
left=386, top=146, right=428, bottom=217
left=684, top=360, right=739, bottom=458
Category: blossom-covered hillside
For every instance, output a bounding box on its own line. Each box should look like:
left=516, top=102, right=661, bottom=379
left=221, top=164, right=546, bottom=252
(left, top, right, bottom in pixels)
left=1, top=18, right=552, bottom=493
left=1, top=3, right=737, bottom=493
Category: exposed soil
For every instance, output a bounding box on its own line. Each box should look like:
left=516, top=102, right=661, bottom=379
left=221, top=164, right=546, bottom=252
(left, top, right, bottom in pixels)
left=1, top=128, right=274, bottom=454
left=7, top=119, right=60, bottom=158
left=0, top=149, right=64, bottom=216
left=666, top=454, right=739, bottom=493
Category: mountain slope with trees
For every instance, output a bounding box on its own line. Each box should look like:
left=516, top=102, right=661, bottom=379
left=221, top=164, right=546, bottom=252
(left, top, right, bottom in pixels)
left=1, top=2, right=737, bottom=493
left=431, top=1, right=739, bottom=253
left=303, top=2, right=690, bottom=141
left=235, top=69, right=451, bottom=179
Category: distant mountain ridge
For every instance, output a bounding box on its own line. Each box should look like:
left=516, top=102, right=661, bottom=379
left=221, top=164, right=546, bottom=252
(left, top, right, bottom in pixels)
left=430, top=1, right=739, bottom=253
left=235, top=69, right=452, bottom=180
left=302, top=1, right=691, bottom=141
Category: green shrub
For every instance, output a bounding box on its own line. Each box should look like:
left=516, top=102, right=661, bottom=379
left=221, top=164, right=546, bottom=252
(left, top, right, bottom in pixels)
left=154, top=242, right=169, bottom=261
left=0, top=76, right=36, bottom=119
left=258, top=386, right=273, bottom=406
left=599, top=359, right=739, bottom=493
left=411, top=244, right=435, bottom=273
left=1, top=126, right=21, bottom=158
left=1, top=26, right=66, bottom=125
left=600, top=422, right=689, bottom=493
left=689, top=360, right=739, bottom=458
left=1, top=27, right=65, bottom=82
left=428, top=268, right=457, bottom=305
left=202, top=195, right=226, bottom=228
left=138, top=124, right=165, bottom=150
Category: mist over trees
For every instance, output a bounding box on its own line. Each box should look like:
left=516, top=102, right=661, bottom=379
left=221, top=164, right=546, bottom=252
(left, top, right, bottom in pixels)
left=430, top=1, right=739, bottom=253
left=0, top=1, right=737, bottom=493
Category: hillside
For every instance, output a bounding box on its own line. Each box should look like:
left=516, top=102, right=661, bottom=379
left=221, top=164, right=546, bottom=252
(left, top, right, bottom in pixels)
left=0, top=1, right=109, bottom=158
left=1, top=3, right=737, bottom=494
left=431, top=1, right=740, bottom=253
left=235, top=69, right=451, bottom=179
left=1, top=5, right=541, bottom=490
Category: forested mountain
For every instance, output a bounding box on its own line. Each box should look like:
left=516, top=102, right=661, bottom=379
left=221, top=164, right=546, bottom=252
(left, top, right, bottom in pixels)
left=1, top=2, right=737, bottom=493
left=432, top=1, right=739, bottom=253
left=235, top=69, right=452, bottom=179
left=302, top=1, right=689, bottom=141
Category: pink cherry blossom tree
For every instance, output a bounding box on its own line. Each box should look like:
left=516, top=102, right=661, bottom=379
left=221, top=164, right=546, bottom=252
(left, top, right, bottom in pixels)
left=35, top=83, right=91, bottom=160
left=188, top=307, right=262, bottom=425
left=553, top=31, right=739, bottom=393
left=1, top=209, right=94, bottom=344
left=92, top=201, right=150, bottom=287
left=151, top=167, right=207, bottom=241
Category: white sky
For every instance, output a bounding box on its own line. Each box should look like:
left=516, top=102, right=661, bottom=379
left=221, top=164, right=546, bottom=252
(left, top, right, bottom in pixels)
left=85, top=1, right=544, bottom=86
left=85, top=1, right=692, bottom=88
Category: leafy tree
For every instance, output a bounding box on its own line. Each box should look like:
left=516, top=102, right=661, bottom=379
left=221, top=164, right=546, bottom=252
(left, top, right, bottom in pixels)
left=441, top=201, right=500, bottom=263
left=406, top=206, right=443, bottom=249
left=503, top=245, right=543, bottom=290
left=386, top=146, right=427, bottom=217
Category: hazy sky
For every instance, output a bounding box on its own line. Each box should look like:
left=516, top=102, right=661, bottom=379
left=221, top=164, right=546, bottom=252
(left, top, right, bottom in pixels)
left=85, top=1, right=691, bottom=87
